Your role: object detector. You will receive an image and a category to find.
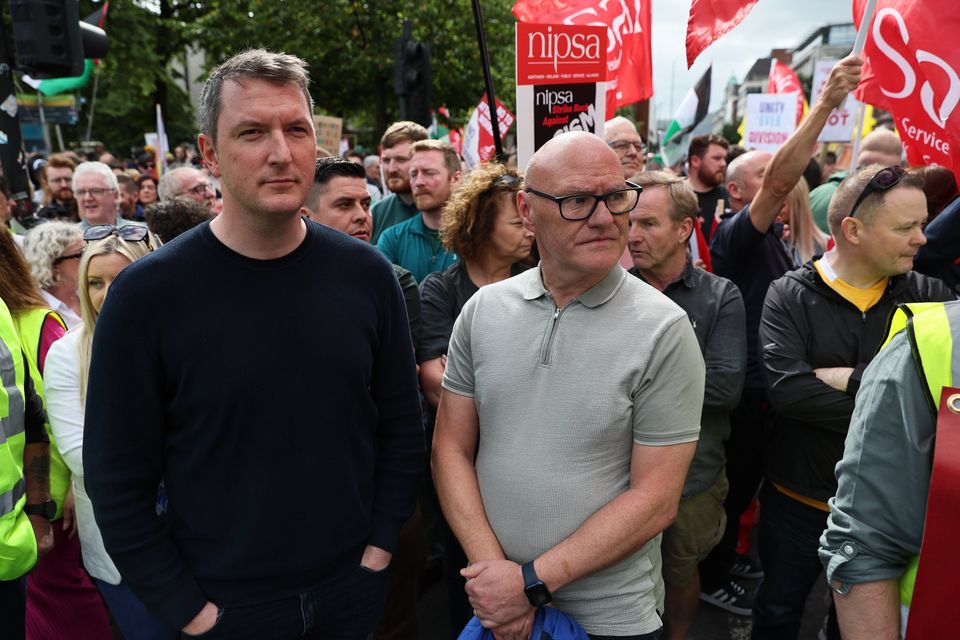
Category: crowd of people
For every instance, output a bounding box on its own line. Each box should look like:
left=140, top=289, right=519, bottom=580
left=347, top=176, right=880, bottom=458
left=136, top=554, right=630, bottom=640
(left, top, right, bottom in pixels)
left=1, top=48, right=959, bottom=640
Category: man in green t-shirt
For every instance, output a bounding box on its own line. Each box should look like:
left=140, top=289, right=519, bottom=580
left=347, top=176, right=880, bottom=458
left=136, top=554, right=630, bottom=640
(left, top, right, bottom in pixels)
left=371, top=121, right=428, bottom=244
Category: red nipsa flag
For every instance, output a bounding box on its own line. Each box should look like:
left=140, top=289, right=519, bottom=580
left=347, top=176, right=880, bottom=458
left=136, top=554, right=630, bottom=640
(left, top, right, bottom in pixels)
left=512, top=0, right=652, bottom=117
left=685, top=0, right=759, bottom=69
left=853, top=0, right=960, bottom=180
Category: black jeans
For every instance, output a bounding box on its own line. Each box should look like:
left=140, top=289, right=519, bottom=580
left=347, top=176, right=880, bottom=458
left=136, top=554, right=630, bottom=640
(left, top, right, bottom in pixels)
left=589, top=629, right=662, bottom=640
left=1, top=576, right=25, bottom=639
left=751, top=482, right=828, bottom=640
left=181, top=565, right=390, bottom=640
left=699, top=387, right=767, bottom=591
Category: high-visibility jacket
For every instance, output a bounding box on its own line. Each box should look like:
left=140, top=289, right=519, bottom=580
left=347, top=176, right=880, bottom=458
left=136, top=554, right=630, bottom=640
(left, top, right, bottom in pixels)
left=881, top=301, right=960, bottom=614
left=12, top=308, right=69, bottom=521
left=0, top=298, right=39, bottom=580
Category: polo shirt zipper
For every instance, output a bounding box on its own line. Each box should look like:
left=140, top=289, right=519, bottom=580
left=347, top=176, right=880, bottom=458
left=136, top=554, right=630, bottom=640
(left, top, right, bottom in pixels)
left=540, top=304, right=563, bottom=366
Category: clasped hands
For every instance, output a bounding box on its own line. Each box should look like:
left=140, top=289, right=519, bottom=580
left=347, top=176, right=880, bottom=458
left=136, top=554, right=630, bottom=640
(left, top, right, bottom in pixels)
left=462, top=559, right=536, bottom=640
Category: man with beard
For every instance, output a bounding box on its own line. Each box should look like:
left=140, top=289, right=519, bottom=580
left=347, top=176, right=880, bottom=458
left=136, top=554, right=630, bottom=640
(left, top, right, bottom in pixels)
left=687, top=135, right=729, bottom=241
left=377, top=140, right=460, bottom=282
left=38, top=154, right=79, bottom=222
left=604, top=116, right=645, bottom=180
left=371, top=121, right=429, bottom=244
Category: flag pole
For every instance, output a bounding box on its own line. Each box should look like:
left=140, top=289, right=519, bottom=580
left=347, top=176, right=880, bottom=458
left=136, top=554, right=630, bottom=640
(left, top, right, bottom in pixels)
left=471, top=0, right=503, bottom=162
left=848, top=0, right=878, bottom=171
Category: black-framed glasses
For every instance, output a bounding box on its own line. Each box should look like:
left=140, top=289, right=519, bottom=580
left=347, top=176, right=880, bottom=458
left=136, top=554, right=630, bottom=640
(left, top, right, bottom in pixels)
left=53, top=251, right=83, bottom=264
left=524, top=181, right=643, bottom=221
left=83, top=224, right=150, bottom=244
left=178, top=182, right=214, bottom=198
left=849, top=166, right=904, bottom=218
left=608, top=140, right=645, bottom=154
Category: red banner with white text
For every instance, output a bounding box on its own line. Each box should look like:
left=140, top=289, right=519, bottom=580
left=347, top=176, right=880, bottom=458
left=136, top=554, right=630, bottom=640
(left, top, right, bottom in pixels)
left=513, top=0, right=652, bottom=117
left=853, top=0, right=960, bottom=180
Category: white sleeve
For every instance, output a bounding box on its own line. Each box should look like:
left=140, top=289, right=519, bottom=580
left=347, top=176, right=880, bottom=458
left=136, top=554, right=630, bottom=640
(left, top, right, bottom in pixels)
left=43, top=334, right=86, bottom=479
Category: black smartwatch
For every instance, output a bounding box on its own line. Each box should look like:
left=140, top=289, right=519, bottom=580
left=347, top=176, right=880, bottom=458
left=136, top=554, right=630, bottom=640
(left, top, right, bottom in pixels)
left=24, top=500, right=57, bottom=521
left=521, top=560, right=552, bottom=607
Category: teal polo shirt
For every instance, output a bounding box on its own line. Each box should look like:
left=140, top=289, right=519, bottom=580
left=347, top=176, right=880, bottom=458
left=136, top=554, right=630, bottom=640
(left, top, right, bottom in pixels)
left=376, top=213, right=458, bottom=283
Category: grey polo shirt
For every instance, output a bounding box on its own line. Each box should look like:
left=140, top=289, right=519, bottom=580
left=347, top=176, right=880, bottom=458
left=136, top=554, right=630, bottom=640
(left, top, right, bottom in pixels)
left=443, top=264, right=705, bottom=636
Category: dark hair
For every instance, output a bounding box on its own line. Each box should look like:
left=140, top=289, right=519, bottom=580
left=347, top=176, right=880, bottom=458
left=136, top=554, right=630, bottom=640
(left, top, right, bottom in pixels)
left=144, top=199, right=213, bottom=243
left=314, top=156, right=365, bottom=188
left=910, top=164, right=959, bottom=221
left=803, top=157, right=823, bottom=191
left=137, top=175, right=157, bottom=188
left=688, top=134, right=729, bottom=160
left=726, top=145, right=747, bottom=165
left=116, top=174, right=137, bottom=191
left=0, top=176, right=10, bottom=198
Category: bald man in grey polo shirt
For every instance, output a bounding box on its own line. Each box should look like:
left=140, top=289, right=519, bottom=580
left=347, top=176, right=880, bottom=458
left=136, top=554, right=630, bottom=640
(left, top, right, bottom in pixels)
left=432, top=132, right=705, bottom=639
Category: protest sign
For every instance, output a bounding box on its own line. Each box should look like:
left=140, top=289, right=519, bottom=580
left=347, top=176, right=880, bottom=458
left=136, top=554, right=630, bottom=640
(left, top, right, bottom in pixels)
left=462, top=94, right=515, bottom=169
left=515, top=22, right=606, bottom=168
left=742, top=93, right=797, bottom=152
left=812, top=59, right=859, bottom=142
left=313, top=115, right=343, bottom=155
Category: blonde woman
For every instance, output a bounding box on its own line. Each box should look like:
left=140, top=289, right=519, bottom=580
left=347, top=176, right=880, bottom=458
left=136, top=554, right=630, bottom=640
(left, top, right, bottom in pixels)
left=779, top=178, right=830, bottom=265
left=43, top=227, right=174, bottom=640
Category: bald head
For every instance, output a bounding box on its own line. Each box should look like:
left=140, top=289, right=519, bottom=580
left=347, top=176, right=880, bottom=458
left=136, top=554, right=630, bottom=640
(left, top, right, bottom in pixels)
left=526, top=131, right=622, bottom=188
left=726, top=150, right=772, bottom=210
left=858, top=129, right=903, bottom=167
left=603, top=117, right=644, bottom=179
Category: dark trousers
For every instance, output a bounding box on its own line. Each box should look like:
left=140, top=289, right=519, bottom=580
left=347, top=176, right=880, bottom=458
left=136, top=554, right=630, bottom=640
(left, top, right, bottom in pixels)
left=751, top=482, right=828, bottom=640
left=1, top=576, right=25, bottom=639
left=374, top=508, right=426, bottom=640
left=180, top=565, right=390, bottom=640
left=699, top=387, right=767, bottom=591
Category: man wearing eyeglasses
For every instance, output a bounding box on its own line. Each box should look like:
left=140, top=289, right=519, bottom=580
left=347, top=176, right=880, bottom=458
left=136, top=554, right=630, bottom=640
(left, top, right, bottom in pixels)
left=157, top=166, right=218, bottom=212
left=434, top=131, right=705, bottom=639
left=755, top=164, right=954, bottom=639
left=604, top=116, right=646, bottom=180
left=72, top=162, right=145, bottom=232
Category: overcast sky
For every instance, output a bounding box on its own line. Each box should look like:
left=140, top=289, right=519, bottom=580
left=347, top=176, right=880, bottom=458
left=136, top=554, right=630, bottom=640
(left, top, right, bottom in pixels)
left=648, top=0, right=856, bottom=120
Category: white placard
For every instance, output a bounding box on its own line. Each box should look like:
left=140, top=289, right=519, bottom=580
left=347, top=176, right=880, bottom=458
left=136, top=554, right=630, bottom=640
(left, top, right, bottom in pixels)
left=743, top=94, right=798, bottom=152
left=813, top=59, right=860, bottom=142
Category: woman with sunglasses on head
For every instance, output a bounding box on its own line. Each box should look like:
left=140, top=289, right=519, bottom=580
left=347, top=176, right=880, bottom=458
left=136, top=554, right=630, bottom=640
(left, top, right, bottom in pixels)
left=23, top=221, right=85, bottom=329
left=43, top=227, right=175, bottom=640
left=417, top=162, right=534, bottom=629
left=0, top=231, right=113, bottom=640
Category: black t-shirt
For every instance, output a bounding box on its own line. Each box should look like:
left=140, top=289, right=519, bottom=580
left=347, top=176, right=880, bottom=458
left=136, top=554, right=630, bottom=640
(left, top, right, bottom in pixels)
left=710, top=205, right=795, bottom=388
left=418, top=261, right=528, bottom=364
left=697, top=185, right=729, bottom=241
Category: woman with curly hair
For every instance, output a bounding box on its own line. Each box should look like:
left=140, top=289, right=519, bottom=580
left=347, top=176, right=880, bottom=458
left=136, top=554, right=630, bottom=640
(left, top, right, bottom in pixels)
left=22, top=221, right=85, bottom=329
left=0, top=230, right=113, bottom=639
left=417, top=161, right=533, bottom=629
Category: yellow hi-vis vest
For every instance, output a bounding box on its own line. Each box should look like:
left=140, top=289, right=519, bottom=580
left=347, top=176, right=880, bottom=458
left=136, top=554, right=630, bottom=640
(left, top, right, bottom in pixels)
left=880, top=301, right=960, bottom=612
left=12, top=308, right=69, bottom=521
left=0, top=298, right=39, bottom=579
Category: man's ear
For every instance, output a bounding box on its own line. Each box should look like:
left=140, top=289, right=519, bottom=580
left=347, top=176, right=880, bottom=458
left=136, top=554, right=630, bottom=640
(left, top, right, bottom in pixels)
left=840, top=216, right=863, bottom=246
left=726, top=180, right=742, bottom=201
left=678, top=217, right=694, bottom=245
left=198, top=133, right=221, bottom=178
left=517, top=191, right=536, bottom=234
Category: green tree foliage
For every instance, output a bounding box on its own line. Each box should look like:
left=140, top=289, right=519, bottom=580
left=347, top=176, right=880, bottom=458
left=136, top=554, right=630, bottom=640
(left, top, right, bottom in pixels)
left=195, top=0, right=517, bottom=146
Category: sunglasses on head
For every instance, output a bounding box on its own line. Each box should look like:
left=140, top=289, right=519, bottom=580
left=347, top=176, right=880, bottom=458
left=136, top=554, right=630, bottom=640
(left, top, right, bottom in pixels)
left=848, top=166, right=905, bottom=218
left=83, top=224, right=150, bottom=244
left=494, top=174, right=521, bottom=187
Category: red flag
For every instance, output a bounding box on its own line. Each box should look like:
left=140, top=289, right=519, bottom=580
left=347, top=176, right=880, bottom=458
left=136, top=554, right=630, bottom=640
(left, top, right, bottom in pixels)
left=512, top=0, right=652, bottom=117
left=767, top=59, right=806, bottom=125
left=461, top=94, right=515, bottom=169
left=853, top=0, right=960, bottom=181
left=685, top=0, right=759, bottom=69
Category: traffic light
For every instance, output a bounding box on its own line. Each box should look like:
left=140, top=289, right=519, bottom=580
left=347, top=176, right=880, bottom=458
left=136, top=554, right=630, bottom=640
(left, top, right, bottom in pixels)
left=9, top=0, right=108, bottom=79
left=394, top=20, right=431, bottom=127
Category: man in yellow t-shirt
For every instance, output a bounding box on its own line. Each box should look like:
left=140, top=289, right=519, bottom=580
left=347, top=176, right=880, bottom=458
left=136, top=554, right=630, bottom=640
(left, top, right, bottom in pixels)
left=753, top=164, right=955, bottom=639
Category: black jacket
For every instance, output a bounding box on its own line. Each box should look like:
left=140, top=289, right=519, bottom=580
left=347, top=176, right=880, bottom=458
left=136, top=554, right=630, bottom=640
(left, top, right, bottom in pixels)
left=759, top=262, right=955, bottom=502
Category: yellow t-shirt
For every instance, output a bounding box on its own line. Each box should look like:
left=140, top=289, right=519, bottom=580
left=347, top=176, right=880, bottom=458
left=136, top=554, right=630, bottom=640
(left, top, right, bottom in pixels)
left=814, top=256, right=888, bottom=313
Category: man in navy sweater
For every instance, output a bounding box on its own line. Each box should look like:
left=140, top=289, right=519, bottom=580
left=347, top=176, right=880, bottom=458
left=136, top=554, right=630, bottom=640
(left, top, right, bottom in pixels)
left=83, top=50, right=423, bottom=639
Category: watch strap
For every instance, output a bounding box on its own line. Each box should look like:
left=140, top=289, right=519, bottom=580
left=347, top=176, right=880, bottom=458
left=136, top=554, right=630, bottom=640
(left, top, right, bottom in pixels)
left=522, top=560, right=538, bottom=588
